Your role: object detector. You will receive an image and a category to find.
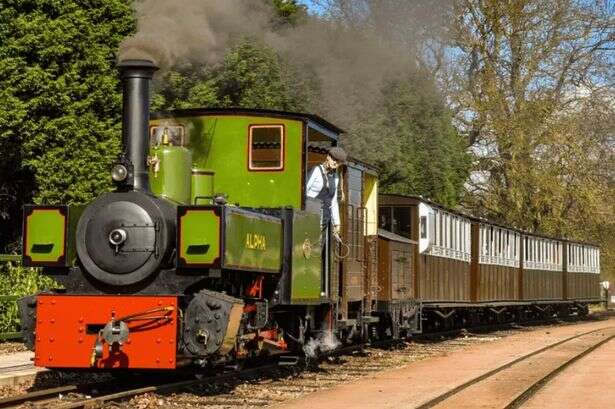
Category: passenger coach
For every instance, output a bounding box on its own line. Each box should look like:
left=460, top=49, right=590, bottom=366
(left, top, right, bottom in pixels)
left=378, top=194, right=601, bottom=333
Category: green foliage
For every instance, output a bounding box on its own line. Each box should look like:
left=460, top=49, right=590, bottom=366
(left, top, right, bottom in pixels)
left=344, top=73, right=471, bottom=207
left=270, top=0, right=308, bottom=26
left=153, top=41, right=313, bottom=112
left=215, top=41, right=309, bottom=110
left=450, top=0, right=614, bottom=277
left=0, top=263, right=57, bottom=334
left=0, top=0, right=135, bottom=251
left=0, top=0, right=471, bottom=256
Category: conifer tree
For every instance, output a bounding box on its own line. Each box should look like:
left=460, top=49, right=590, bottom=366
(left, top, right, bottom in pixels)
left=0, top=0, right=135, bottom=250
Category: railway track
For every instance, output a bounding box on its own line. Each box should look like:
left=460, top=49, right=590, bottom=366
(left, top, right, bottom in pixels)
left=1, top=317, right=608, bottom=408
left=0, top=364, right=281, bottom=408
left=0, top=338, right=465, bottom=408
left=416, top=325, right=615, bottom=409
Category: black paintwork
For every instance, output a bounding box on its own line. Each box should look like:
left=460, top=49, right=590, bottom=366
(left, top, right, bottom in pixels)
left=118, top=59, right=158, bottom=192
left=76, top=190, right=176, bottom=286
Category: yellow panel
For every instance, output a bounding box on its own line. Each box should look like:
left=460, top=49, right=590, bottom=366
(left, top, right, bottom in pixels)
left=363, top=175, right=378, bottom=236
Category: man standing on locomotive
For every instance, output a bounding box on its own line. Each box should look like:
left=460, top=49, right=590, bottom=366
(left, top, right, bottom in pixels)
left=305, top=146, right=347, bottom=237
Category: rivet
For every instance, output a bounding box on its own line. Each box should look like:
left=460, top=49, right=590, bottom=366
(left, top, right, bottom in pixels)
left=49, top=337, right=54, bottom=342
left=156, top=338, right=161, bottom=344
left=37, top=337, right=41, bottom=342
left=48, top=356, right=53, bottom=361
left=50, top=318, right=55, bottom=324
left=168, top=340, right=173, bottom=344
left=168, top=358, right=173, bottom=363
left=158, top=301, right=163, bottom=306
left=79, top=327, right=84, bottom=333
left=78, top=338, right=83, bottom=343
left=156, top=358, right=160, bottom=363
left=51, top=300, right=56, bottom=305
left=126, top=338, right=132, bottom=344
left=79, top=317, right=84, bottom=323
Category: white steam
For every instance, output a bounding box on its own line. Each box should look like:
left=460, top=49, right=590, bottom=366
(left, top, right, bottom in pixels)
left=303, top=330, right=341, bottom=359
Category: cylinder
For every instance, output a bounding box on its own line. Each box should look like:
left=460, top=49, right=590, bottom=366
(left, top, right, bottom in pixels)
left=191, top=169, right=215, bottom=205
left=118, top=59, right=158, bottom=192
left=149, top=145, right=192, bottom=204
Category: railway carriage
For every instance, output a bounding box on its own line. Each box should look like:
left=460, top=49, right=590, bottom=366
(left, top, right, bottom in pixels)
left=378, top=194, right=601, bottom=331
left=16, top=59, right=602, bottom=372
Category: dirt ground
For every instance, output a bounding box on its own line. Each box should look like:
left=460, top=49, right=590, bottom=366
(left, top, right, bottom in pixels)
left=0, top=342, right=27, bottom=356
left=522, top=335, right=615, bottom=409
left=273, top=318, right=615, bottom=409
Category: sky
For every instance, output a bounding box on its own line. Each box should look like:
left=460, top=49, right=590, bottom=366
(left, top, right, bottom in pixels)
left=300, top=0, right=324, bottom=14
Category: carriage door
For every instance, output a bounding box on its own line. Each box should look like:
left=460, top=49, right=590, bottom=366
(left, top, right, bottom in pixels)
left=341, top=165, right=365, bottom=317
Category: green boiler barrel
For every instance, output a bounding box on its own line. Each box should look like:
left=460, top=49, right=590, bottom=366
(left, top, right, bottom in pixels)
left=149, top=145, right=192, bottom=204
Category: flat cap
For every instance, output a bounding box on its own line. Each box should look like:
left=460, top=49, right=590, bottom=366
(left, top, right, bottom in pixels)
left=328, top=146, right=347, bottom=164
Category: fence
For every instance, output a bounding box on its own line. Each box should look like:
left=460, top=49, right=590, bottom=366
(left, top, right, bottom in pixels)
left=0, top=255, right=23, bottom=341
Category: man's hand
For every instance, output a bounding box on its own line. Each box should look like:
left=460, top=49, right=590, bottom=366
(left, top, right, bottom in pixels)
left=333, top=225, right=341, bottom=236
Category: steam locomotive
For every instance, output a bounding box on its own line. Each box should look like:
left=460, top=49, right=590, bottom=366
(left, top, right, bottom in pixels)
left=18, top=59, right=601, bottom=371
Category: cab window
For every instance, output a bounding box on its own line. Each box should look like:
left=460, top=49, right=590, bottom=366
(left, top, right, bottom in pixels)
left=249, top=125, right=284, bottom=170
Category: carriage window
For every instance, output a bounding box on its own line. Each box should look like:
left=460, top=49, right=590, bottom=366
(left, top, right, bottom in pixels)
left=249, top=125, right=284, bottom=170
left=420, top=216, right=427, bottom=239
left=393, top=207, right=411, bottom=238
left=150, top=125, right=186, bottom=146
left=379, top=206, right=393, bottom=231
left=429, top=212, right=436, bottom=244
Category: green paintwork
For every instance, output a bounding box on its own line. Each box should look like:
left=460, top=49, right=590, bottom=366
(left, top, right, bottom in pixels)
left=150, top=115, right=303, bottom=208
left=24, top=208, right=65, bottom=264
left=179, top=209, right=221, bottom=266
left=291, top=211, right=323, bottom=301
left=223, top=208, right=282, bottom=273
left=191, top=168, right=215, bottom=205
left=149, top=145, right=193, bottom=204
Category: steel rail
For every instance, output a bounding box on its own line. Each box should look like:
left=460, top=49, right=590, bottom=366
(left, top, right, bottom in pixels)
left=47, top=363, right=281, bottom=409
left=415, top=325, right=615, bottom=409
left=506, top=330, right=615, bottom=409
left=15, top=340, right=392, bottom=408
left=0, top=385, right=81, bottom=408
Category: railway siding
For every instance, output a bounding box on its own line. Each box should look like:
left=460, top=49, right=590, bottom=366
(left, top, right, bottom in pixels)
left=426, top=327, right=615, bottom=408
left=521, top=334, right=615, bottom=408
left=274, top=318, right=615, bottom=409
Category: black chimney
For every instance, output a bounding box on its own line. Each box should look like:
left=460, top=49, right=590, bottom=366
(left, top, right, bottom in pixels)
left=118, top=59, right=158, bottom=192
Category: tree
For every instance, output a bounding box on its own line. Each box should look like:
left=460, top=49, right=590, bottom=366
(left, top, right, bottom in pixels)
left=153, top=40, right=315, bottom=112
left=0, top=0, right=135, bottom=251
left=270, top=0, right=308, bottom=27
left=344, top=72, right=471, bottom=207
left=447, top=0, right=615, bottom=276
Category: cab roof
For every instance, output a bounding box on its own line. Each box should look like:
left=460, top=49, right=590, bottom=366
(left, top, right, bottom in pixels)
left=151, top=107, right=344, bottom=141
